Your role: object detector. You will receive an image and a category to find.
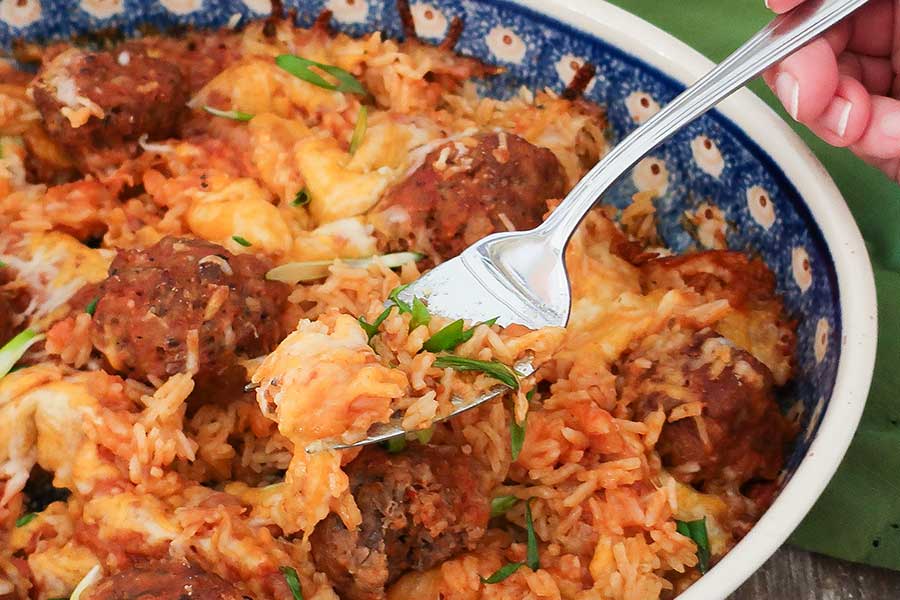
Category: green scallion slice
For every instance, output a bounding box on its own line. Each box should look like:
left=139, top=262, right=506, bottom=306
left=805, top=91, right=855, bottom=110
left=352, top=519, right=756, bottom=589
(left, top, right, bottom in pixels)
left=279, top=565, right=304, bottom=600
left=292, top=188, right=310, bottom=207
left=232, top=235, right=252, bottom=247
left=423, top=317, right=497, bottom=353
left=0, top=329, right=44, bottom=380
left=490, top=495, right=518, bottom=518
left=415, top=426, right=434, bottom=444
left=387, top=283, right=412, bottom=314
left=15, top=512, right=37, bottom=527
left=510, top=415, right=526, bottom=462
left=480, top=561, right=524, bottom=584
left=85, top=297, right=99, bottom=316
left=385, top=436, right=407, bottom=453
left=676, top=518, right=711, bottom=574
left=358, top=306, right=393, bottom=341
left=409, top=297, right=430, bottom=332
left=432, top=356, right=518, bottom=390
left=481, top=498, right=540, bottom=584
left=349, top=105, right=368, bottom=155
left=275, top=55, right=367, bottom=96
left=266, top=253, right=422, bottom=284
left=203, top=105, right=254, bottom=121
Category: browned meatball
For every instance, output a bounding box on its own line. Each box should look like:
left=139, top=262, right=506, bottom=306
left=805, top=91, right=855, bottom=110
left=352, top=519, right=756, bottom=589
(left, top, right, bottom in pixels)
left=310, top=446, right=491, bottom=600
left=31, top=46, right=188, bottom=174
left=87, top=236, right=289, bottom=384
left=620, top=328, right=793, bottom=490
left=374, top=133, right=566, bottom=260
left=82, top=560, right=244, bottom=600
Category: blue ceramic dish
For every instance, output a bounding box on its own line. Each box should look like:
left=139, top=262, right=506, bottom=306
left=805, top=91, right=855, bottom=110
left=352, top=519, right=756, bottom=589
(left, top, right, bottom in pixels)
left=0, top=0, right=877, bottom=596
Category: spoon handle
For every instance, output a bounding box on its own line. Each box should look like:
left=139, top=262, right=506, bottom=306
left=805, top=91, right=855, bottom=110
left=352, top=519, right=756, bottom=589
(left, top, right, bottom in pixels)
left=539, top=0, right=869, bottom=251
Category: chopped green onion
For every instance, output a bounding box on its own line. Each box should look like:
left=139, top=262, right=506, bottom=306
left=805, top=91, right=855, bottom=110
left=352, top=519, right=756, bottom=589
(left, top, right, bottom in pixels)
left=279, top=565, right=304, bottom=600
left=510, top=415, right=526, bottom=461
left=387, top=283, right=412, bottom=314
left=275, top=55, right=367, bottom=96
left=69, top=564, right=102, bottom=600
left=676, top=518, right=710, bottom=574
left=423, top=317, right=498, bottom=353
left=385, top=436, right=406, bottom=453
left=358, top=306, right=393, bottom=341
left=349, top=105, right=368, bottom=155
left=0, top=329, right=44, bottom=380
left=480, top=561, right=524, bottom=584
left=292, top=188, right=310, bottom=207
left=232, top=235, right=252, bottom=247
left=481, top=498, right=540, bottom=585
left=490, top=495, right=518, bottom=518
left=85, top=297, right=99, bottom=316
left=432, top=356, right=518, bottom=390
left=203, top=105, right=254, bottom=121
left=15, top=512, right=36, bottom=527
left=524, top=499, right=539, bottom=571
left=0, top=260, right=6, bottom=268
left=409, top=297, right=430, bottom=332
left=415, top=426, right=434, bottom=444
left=266, top=253, right=422, bottom=284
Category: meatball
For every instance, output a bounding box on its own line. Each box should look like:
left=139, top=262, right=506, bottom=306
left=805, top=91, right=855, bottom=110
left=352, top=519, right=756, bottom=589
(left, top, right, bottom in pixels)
left=31, top=46, right=188, bottom=173
left=82, top=560, right=244, bottom=600
left=87, top=236, right=289, bottom=384
left=374, top=133, right=566, bottom=260
left=620, top=328, right=793, bottom=489
left=310, top=446, right=491, bottom=600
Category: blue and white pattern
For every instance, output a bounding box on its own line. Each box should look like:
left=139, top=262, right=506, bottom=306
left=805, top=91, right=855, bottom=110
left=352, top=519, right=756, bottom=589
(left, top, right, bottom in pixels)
left=0, top=0, right=840, bottom=479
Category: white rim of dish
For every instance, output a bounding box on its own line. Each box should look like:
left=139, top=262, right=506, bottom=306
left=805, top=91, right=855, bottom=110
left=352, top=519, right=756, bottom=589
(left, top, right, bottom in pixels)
left=507, top=0, right=879, bottom=598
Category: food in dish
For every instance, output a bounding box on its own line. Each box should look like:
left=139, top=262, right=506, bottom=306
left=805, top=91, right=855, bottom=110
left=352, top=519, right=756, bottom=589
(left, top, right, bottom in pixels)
left=0, top=4, right=796, bottom=599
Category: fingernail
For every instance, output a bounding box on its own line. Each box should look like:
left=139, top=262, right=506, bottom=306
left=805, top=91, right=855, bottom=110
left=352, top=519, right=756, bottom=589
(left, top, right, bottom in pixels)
left=820, top=97, right=852, bottom=138
left=883, top=112, right=900, bottom=139
left=775, top=71, right=800, bottom=120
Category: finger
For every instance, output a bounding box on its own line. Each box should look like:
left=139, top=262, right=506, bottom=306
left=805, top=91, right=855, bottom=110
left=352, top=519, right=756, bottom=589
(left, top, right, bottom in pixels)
left=859, top=154, right=900, bottom=183
left=808, top=76, right=873, bottom=147
left=846, top=0, right=895, bottom=56
left=823, top=20, right=851, bottom=56
left=765, top=0, right=806, bottom=14
left=849, top=95, right=900, bottom=159
left=838, top=53, right=894, bottom=95
left=764, top=39, right=839, bottom=122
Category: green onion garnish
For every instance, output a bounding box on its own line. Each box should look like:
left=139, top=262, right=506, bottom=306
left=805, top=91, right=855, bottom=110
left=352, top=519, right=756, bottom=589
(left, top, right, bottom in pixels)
left=524, top=499, right=539, bottom=570
left=480, top=561, right=524, bottom=584
left=432, top=356, right=518, bottom=390
left=292, top=188, right=310, bottom=207
left=85, top=297, right=99, bottom=316
left=358, top=306, right=393, bottom=341
left=0, top=329, right=44, bottom=380
left=349, top=105, right=368, bottom=155
left=481, top=499, right=540, bottom=584
left=423, top=317, right=497, bottom=353
left=385, top=436, right=406, bottom=453
left=490, top=495, right=518, bottom=518
left=409, top=297, right=430, bottom=332
left=387, top=284, right=412, bottom=314
left=510, top=415, right=526, bottom=461
left=279, top=566, right=304, bottom=600
left=275, top=55, right=367, bottom=96
left=415, top=426, right=434, bottom=444
left=203, top=105, right=254, bottom=121
left=676, top=518, right=711, bottom=574
left=15, top=512, right=36, bottom=527
left=232, top=235, right=252, bottom=247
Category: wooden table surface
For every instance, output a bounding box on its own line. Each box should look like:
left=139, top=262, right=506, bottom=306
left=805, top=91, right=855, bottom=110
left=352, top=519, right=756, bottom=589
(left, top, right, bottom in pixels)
left=730, top=546, right=900, bottom=599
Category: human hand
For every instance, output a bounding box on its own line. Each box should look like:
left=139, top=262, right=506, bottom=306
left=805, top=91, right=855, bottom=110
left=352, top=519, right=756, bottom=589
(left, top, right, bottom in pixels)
left=764, top=0, right=900, bottom=181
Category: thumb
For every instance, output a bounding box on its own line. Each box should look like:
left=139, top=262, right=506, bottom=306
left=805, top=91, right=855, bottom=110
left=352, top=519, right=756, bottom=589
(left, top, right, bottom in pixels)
left=850, top=95, right=900, bottom=160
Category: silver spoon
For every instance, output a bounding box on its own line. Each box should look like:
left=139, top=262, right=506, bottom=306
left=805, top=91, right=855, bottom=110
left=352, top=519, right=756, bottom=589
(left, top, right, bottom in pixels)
left=312, top=0, right=867, bottom=452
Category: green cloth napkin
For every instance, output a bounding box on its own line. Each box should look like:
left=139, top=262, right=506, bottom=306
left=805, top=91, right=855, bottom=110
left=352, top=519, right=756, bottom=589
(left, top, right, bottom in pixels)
left=606, top=0, right=900, bottom=571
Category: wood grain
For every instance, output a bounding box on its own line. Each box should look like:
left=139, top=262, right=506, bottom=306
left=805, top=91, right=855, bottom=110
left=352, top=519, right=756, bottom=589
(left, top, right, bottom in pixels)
left=729, top=546, right=900, bottom=599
